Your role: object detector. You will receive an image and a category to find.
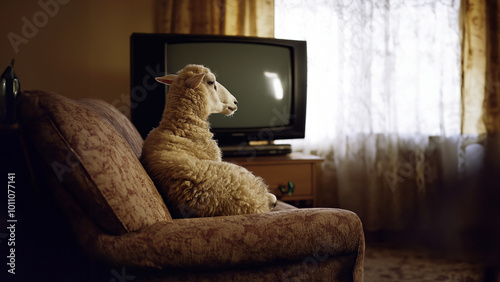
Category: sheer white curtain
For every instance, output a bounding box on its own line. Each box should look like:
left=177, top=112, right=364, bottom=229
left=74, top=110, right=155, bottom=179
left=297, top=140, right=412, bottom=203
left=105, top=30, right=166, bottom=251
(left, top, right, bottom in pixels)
left=275, top=0, right=482, bottom=230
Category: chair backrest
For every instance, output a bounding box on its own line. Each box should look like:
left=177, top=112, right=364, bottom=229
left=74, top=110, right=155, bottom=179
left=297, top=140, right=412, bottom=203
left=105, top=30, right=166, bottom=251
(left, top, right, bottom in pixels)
left=17, top=90, right=172, bottom=235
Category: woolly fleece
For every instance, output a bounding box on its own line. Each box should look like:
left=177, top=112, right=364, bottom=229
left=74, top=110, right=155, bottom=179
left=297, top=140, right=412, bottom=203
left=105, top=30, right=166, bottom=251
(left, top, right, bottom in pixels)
left=141, top=65, right=276, bottom=218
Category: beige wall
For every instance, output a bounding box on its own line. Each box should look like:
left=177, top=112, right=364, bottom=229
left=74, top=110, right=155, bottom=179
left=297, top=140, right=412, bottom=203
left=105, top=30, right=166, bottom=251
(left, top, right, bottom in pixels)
left=0, top=0, right=156, bottom=118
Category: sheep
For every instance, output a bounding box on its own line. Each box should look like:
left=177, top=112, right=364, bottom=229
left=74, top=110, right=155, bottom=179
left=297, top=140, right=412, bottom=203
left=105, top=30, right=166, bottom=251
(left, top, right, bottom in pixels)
left=140, top=64, right=277, bottom=218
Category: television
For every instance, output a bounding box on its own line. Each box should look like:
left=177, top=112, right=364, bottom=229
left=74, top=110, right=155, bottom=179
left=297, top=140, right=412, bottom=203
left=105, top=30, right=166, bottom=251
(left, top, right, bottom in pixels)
left=130, top=33, right=307, bottom=156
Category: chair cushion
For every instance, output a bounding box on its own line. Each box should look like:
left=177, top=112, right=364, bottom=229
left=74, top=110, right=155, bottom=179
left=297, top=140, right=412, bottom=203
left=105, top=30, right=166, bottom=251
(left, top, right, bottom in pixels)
left=17, top=90, right=172, bottom=235
left=77, top=98, right=144, bottom=158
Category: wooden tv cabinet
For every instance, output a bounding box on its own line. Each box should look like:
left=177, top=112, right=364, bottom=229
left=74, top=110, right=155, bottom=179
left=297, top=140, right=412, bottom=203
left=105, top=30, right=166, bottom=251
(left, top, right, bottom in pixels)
left=225, top=153, right=323, bottom=207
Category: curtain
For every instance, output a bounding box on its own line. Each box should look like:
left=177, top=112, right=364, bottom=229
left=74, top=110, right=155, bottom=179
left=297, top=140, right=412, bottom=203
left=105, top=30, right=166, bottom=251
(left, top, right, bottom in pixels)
left=275, top=0, right=489, bottom=230
left=155, top=0, right=274, bottom=37
left=461, top=0, right=500, bottom=135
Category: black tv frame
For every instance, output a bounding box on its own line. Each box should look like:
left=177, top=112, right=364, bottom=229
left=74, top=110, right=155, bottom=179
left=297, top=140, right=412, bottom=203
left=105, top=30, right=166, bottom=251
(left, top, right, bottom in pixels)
left=130, top=33, right=307, bottom=145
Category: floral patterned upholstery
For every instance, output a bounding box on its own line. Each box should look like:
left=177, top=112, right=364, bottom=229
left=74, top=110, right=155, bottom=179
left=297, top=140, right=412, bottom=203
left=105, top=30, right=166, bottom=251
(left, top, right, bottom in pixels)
left=17, top=90, right=365, bottom=281
left=17, top=90, right=171, bottom=235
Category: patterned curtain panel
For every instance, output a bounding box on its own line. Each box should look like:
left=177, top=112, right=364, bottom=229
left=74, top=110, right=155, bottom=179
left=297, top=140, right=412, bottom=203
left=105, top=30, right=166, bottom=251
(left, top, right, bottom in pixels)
left=460, top=0, right=500, bottom=259
left=460, top=0, right=500, bottom=135
left=155, top=0, right=274, bottom=37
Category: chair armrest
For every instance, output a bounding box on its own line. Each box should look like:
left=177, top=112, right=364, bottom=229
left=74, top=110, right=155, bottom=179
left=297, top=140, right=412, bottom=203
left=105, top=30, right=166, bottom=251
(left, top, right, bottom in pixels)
left=91, top=208, right=364, bottom=272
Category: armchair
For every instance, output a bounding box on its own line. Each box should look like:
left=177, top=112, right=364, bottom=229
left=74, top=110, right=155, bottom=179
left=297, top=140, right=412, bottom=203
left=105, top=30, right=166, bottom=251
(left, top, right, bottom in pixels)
left=15, top=90, right=364, bottom=281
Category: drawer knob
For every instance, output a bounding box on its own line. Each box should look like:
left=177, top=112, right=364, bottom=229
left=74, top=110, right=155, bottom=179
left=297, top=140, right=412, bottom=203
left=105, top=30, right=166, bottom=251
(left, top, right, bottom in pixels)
left=279, top=180, right=295, bottom=196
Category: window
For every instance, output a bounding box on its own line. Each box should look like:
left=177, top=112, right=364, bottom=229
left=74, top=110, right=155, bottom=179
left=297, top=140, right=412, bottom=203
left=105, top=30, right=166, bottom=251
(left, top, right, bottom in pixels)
left=275, top=0, right=461, bottom=140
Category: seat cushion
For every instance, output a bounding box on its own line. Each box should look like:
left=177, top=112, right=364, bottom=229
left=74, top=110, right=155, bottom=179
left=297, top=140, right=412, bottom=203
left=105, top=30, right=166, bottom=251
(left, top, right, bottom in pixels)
left=17, top=90, right=172, bottom=235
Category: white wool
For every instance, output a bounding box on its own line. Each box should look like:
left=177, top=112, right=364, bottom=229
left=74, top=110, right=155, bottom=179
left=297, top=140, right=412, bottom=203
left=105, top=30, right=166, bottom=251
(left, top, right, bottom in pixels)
left=140, top=64, right=277, bottom=217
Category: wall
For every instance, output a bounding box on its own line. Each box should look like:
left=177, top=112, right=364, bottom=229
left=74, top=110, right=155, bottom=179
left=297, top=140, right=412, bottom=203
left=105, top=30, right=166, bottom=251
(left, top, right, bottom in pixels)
left=0, top=0, right=156, bottom=118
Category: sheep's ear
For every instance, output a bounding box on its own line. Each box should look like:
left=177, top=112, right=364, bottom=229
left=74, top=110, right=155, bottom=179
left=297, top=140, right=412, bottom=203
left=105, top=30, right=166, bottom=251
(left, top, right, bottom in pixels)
left=185, top=73, right=206, bottom=89
left=155, top=75, right=177, bottom=85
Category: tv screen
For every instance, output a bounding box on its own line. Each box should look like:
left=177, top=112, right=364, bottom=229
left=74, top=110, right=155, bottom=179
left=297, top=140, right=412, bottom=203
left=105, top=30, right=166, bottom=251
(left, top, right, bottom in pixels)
left=130, top=33, right=307, bottom=152
left=166, top=42, right=292, bottom=129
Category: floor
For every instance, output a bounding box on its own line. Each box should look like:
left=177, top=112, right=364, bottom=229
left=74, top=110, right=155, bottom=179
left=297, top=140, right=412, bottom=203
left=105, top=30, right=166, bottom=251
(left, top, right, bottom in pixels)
left=364, top=241, right=490, bottom=281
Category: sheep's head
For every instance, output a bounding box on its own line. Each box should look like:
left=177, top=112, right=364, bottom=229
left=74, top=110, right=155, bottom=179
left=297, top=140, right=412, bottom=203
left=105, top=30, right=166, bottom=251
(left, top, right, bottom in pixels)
left=156, top=65, right=238, bottom=118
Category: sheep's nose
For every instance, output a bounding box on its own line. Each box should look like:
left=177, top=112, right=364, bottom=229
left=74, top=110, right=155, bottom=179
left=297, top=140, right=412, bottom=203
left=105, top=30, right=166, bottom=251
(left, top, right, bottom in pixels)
left=232, top=99, right=238, bottom=111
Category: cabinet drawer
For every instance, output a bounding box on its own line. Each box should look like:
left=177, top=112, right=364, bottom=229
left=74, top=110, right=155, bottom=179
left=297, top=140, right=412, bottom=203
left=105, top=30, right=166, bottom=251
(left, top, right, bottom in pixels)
left=245, top=163, right=313, bottom=197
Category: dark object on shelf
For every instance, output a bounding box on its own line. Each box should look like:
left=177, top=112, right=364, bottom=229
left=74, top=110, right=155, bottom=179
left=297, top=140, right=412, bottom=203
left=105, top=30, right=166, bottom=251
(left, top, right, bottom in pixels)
left=1, top=59, right=21, bottom=123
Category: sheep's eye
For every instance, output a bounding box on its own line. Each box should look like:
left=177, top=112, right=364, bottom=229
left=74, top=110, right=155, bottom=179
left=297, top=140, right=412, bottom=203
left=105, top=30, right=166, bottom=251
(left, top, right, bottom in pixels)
left=207, top=80, right=217, bottom=90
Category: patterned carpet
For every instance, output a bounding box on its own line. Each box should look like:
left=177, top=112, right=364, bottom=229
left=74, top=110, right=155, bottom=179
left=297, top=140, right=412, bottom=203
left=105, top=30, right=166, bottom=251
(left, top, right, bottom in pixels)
left=364, top=242, right=491, bottom=282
